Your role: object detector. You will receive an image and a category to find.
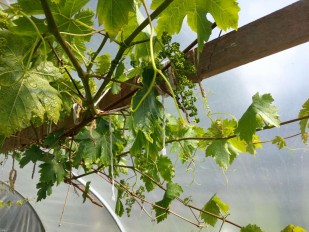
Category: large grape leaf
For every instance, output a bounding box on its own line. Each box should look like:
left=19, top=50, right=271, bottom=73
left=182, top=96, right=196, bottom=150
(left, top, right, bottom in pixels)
left=152, top=0, right=194, bottom=36
left=74, top=118, right=126, bottom=169
left=205, top=0, right=240, bottom=31
left=187, top=2, right=213, bottom=52
left=55, top=0, right=90, bottom=17
left=206, top=140, right=231, bottom=169
left=157, top=155, right=175, bottom=182
left=74, top=119, right=111, bottom=168
left=0, top=62, right=62, bottom=136
left=200, top=194, right=229, bottom=227
left=235, top=93, right=280, bottom=143
left=131, top=68, right=163, bottom=143
left=14, top=0, right=44, bottom=15
left=0, top=32, right=32, bottom=86
left=96, top=0, right=134, bottom=37
left=152, top=0, right=239, bottom=51
left=154, top=182, right=183, bottom=223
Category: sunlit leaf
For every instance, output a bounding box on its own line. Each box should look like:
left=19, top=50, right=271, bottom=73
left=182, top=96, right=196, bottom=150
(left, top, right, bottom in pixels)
left=281, top=224, right=307, bottom=232
left=157, top=155, right=175, bottom=182
left=0, top=61, right=62, bottom=136
left=236, top=93, right=280, bottom=143
left=205, top=0, right=240, bottom=30
left=96, top=54, right=111, bottom=74
left=272, top=136, right=287, bottom=150
left=206, top=140, right=231, bottom=169
left=187, top=3, right=212, bottom=52
left=200, top=194, right=228, bottom=227
left=96, top=0, right=134, bottom=37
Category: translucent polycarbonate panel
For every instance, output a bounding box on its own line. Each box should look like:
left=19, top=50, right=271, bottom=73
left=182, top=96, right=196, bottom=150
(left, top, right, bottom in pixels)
left=0, top=160, right=123, bottom=232
left=0, top=182, right=45, bottom=232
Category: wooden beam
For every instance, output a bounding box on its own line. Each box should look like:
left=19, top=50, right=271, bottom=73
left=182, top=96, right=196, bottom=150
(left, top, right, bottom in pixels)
left=189, top=0, right=309, bottom=82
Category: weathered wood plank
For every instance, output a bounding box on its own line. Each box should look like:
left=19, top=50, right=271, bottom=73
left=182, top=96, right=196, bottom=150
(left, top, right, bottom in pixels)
left=189, top=0, right=309, bottom=82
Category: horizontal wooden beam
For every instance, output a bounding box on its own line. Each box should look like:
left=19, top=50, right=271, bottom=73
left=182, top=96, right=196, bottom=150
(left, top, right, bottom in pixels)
left=189, top=0, right=309, bottom=82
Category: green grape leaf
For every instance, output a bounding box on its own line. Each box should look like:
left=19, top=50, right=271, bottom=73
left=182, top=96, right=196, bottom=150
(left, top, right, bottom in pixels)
left=272, top=136, right=287, bottom=150
left=74, top=118, right=111, bottom=168
left=82, top=181, right=91, bottom=203
left=43, top=130, right=64, bottom=148
left=0, top=200, right=3, bottom=208
left=14, top=0, right=43, bottom=15
left=150, top=0, right=164, bottom=9
left=96, top=0, right=134, bottom=37
left=115, top=197, right=124, bottom=217
left=52, top=7, right=94, bottom=60
left=153, top=0, right=239, bottom=50
left=96, top=54, right=111, bottom=74
left=0, top=32, right=31, bottom=86
left=281, top=224, right=307, bottom=232
left=115, top=185, right=124, bottom=217
left=240, top=224, right=265, bottom=232
left=154, top=0, right=193, bottom=36
left=131, top=68, right=163, bottom=143
left=38, top=160, right=66, bottom=185
left=111, top=82, right=121, bottom=94
left=154, top=182, right=183, bottom=223
left=36, top=182, right=53, bottom=201
left=235, top=93, right=280, bottom=143
left=168, top=117, right=200, bottom=163
left=206, top=118, right=237, bottom=137
left=157, top=155, right=175, bottom=182
left=213, top=195, right=229, bottom=213
left=154, top=198, right=169, bottom=223
left=54, top=0, right=90, bottom=17
left=187, top=4, right=212, bottom=52
left=205, top=0, right=240, bottom=31
left=9, top=16, right=47, bottom=37
left=165, top=182, right=183, bottom=200
left=0, top=62, right=62, bottom=136
left=20, top=145, right=49, bottom=168
left=206, top=140, right=231, bottom=169
left=115, top=62, right=125, bottom=80
left=298, top=99, right=309, bottom=142
left=200, top=194, right=228, bottom=227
